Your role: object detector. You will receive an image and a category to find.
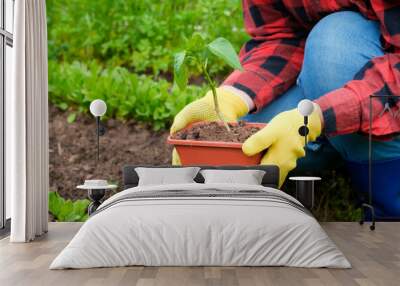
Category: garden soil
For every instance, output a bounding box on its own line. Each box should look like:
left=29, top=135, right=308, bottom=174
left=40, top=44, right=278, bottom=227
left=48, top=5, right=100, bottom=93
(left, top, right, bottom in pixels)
left=49, top=105, right=172, bottom=201
left=171, top=121, right=261, bottom=143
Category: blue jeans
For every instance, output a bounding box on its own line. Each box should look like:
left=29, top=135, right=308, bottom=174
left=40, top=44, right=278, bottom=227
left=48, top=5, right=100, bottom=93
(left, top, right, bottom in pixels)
left=243, top=11, right=400, bottom=217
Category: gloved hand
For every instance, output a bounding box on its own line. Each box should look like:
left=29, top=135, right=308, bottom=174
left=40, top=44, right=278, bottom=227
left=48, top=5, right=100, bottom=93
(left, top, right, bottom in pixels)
left=170, top=88, right=249, bottom=134
left=171, top=87, right=249, bottom=165
left=242, top=105, right=322, bottom=187
left=172, top=148, right=181, bottom=165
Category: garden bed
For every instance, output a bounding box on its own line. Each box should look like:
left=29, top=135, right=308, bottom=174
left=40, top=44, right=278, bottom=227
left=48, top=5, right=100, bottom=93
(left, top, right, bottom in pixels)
left=49, top=105, right=172, bottom=201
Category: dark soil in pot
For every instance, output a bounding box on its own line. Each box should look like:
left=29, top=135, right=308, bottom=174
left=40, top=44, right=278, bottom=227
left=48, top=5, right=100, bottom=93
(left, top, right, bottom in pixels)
left=171, top=121, right=262, bottom=143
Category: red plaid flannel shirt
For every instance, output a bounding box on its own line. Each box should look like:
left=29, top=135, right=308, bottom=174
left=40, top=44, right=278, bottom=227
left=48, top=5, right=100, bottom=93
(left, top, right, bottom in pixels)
left=224, top=0, right=400, bottom=137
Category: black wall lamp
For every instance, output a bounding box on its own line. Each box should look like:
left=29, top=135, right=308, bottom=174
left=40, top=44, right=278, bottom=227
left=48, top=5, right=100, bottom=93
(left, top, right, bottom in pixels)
left=297, top=99, right=315, bottom=146
left=89, top=99, right=107, bottom=161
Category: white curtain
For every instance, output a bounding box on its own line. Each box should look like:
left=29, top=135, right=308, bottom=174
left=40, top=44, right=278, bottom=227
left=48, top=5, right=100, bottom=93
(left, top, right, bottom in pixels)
left=7, top=0, right=49, bottom=242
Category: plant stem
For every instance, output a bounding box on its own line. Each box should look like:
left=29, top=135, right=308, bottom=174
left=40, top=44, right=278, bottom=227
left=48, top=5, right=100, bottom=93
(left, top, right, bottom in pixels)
left=202, top=65, right=230, bottom=131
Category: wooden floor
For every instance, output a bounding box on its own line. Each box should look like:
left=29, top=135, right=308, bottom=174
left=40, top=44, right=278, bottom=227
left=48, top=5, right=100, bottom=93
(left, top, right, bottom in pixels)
left=0, top=222, right=399, bottom=286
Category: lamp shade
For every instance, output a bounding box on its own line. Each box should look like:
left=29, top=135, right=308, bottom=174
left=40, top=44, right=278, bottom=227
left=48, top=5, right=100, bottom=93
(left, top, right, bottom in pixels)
left=90, top=99, right=107, bottom=117
left=297, top=99, right=314, bottom=117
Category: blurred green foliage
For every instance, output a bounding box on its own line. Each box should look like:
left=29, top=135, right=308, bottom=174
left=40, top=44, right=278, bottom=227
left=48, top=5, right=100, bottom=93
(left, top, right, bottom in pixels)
left=49, top=61, right=207, bottom=129
left=47, top=0, right=247, bottom=76
left=49, top=192, right=90, bottom=222
left=313, top=171, right=361, bottom=221
left=47, top=0, right=247, bottom=128
left=285, top=170, right=361, bottom=221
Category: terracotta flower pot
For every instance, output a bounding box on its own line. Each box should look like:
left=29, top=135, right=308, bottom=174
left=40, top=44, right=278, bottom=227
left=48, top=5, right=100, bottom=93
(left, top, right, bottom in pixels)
left=167, top=122, right=266, bottom=166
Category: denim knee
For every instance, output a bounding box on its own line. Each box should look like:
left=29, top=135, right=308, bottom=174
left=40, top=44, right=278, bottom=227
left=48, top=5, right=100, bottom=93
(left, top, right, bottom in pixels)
left=298, top=11, right=383, bottom=101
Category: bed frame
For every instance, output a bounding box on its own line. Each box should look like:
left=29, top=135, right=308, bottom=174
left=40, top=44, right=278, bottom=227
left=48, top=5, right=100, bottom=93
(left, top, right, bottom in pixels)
left=122, top=165, right=280, bottom=190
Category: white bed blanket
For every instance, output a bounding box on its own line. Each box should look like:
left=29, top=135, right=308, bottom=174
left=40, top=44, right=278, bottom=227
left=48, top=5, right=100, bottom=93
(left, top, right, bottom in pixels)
left=50, top=183, right=350, bottom=269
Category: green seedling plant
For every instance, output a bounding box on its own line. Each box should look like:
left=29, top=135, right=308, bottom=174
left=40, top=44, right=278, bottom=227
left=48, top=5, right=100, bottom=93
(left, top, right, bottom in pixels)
left=173, top=34, right=243, bottom=130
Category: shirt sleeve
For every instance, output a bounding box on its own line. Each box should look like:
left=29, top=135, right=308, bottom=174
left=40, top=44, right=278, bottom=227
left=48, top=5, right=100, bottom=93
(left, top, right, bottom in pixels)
left=315, top=54, right=400, bottom=137
left=223, top=0, right=305, bottom=111
left=315, top=2, right=400, bottom=137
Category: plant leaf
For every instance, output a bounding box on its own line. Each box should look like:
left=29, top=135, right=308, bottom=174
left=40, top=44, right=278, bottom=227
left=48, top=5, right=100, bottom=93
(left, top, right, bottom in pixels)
left=207, top=37, right=243, bottom=71
left=186, top=33, right=206, bottom=53
left=72, top=199, right=90, bottom=219
left=49, top=191, right=63, bottom=218
left=67, top=112, right=77, bottom=123
left=58, top=102, right=68, bottom=111
left=173, top=51, right=188, bottom=90
left=48, top=192, right=90, bottom=222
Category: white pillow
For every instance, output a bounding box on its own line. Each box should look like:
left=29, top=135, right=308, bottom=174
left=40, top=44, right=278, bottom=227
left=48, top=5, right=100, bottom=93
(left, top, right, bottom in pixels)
left=135, top=167, right=200, bottom=186
left=200, top=169, right=266, bottom=185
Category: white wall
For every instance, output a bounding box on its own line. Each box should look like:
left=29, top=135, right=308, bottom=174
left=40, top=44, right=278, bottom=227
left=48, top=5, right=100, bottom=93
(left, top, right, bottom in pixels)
left=4, top=0, right=15, bottom=220
left=5, top=44, right=13, bottom=220
left=6, top=0, right=14, bottom=33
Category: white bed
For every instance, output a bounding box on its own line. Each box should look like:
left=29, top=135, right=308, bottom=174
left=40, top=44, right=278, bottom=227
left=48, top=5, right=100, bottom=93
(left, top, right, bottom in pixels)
left=50, top=182, right=350, bottom=269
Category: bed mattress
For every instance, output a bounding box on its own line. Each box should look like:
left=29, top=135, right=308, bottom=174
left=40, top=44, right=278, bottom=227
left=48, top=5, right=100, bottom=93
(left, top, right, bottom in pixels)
left=50, top=183, right=350, bottom=269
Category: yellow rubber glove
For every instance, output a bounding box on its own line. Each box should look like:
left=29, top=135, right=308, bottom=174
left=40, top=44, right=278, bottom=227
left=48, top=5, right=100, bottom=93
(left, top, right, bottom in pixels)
left=171, top=88, right=249, bottom=165
left=172, top=148, right=181, bottom=165
left=170, top=88, right=249, bottom=134
left=242, top=105, right=322, bottom=187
